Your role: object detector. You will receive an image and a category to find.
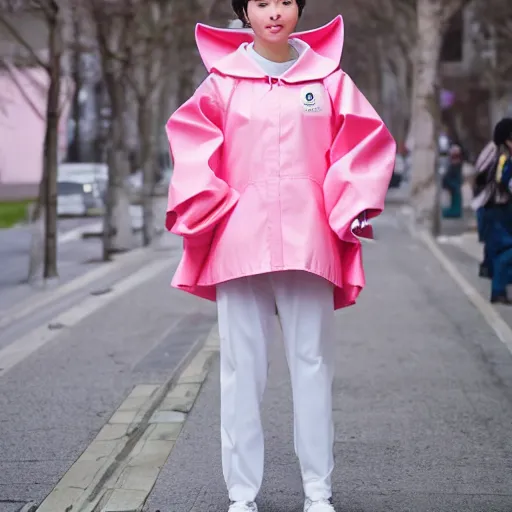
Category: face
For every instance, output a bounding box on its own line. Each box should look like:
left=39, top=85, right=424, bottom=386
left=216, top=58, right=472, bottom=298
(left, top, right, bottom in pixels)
left=246, top=0, right=299, bottom=45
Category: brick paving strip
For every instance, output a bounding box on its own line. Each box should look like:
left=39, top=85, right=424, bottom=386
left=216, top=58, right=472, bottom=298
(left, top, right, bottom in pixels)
left=35, top=326, right=220, bottom=512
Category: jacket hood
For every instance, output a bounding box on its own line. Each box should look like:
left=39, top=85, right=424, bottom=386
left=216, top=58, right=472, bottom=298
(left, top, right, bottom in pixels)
left=195, top=15, right=344, bottom=83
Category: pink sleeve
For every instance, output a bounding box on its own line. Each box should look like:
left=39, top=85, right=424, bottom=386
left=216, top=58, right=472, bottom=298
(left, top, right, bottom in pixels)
left=323, top=70, right=396, bottom=243
left=165, top=75, right=239, bottom=238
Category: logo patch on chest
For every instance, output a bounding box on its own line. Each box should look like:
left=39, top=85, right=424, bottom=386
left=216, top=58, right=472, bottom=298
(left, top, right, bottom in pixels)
left=300, top=85, right=325, bottom=114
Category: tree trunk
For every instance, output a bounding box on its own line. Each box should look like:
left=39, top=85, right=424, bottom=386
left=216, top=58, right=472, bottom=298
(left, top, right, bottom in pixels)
left=402, top=56, right=414, bottom=142
left=68, top=12, right=82, bottom=162
left=26, top=166, right=47, bottom=283
left=102, top=77, right=134, bottom=259
left=410, top=0, right=444, bottom=222
left=43, top=10, right=63, bottom=280
left=103, top=116, right=134, bottom=258
left=138, top=98, right=157, bottom=246
left=26, top=208, right=45, bottom=284
left=174, top=0, right=206, bottom=106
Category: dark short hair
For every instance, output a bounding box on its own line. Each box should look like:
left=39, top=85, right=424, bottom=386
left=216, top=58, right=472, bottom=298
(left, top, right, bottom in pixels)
left=232, top=0, right=306, bottom=27
left=493, top=118, right=512, bottom=146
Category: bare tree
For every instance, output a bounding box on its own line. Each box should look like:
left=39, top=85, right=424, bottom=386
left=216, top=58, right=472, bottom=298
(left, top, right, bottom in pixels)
left=123, top=0, right=173, bottom=246
left=41, top=1, right=62, bottom=278
left=0, top=0, right=68, bottom=281
left=150, top=0, right=230, bottom=242
left=298, top=0, right=415, bottom=142
left=409, top=0, right=472, bottom=228
left=171, top=0, right=220, bottom=105
left=66, top=0, right=83, bottom=162
left=352, top=0, right=416, bottom=142
left=88, top=0, right=136, bottom=258
left=472, top=0, right=512, bottom=125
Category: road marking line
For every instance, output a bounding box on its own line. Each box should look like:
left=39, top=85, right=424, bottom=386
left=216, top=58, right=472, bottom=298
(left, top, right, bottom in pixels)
left=36, top=326, right=219, bottom=512
left=58, top=221, right=103, bottom=244
left=419, top=230, right=512, bottom=355
left=0, top=247, right=151, bottom=331
left=437, top=232, right=482, bottom=261
left=0, top=258, right=172, bottom=377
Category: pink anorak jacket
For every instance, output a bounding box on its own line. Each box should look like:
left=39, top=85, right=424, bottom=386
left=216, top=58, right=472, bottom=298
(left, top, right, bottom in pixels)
left=165, top=16, right=396, bottom=309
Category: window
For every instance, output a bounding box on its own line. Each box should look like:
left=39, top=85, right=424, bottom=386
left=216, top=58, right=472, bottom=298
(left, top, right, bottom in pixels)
left=57, top=181, right=84, bottom=195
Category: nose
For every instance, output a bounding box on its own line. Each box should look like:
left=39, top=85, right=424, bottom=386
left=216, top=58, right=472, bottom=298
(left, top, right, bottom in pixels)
left=270, top=8, right=281, bottom=21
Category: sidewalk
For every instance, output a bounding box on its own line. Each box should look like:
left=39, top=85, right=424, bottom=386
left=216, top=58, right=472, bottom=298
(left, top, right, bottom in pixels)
left=145, top=209, right=512, bottom=512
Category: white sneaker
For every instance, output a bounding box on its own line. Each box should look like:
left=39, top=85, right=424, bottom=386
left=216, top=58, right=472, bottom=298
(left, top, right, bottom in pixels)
left=304, top=498, right=336, bottom=512
left=229, top=501, right=258, bottom=512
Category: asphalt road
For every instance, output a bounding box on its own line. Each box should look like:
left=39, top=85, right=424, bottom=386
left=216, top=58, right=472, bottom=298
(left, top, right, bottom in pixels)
left=0, top=232, right=217, bottom=511
left=0, top=217, right=101, bottom=289
left=0, top=200, right=166, bottom=313
left=147, top=210, right=512, bottom=512
left=0, top=210, right=511, bottom=512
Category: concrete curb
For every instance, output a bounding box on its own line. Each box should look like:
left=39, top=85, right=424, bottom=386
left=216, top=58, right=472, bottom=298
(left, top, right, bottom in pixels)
left=58, top=222, right=103, bottom=244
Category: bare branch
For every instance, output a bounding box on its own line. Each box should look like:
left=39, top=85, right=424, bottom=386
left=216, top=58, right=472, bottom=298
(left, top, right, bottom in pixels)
left=0, top=13, right=49, bottom=71
left=441, top=0, right=472, bottom=25
left=34, top=0, right=58, bottom=23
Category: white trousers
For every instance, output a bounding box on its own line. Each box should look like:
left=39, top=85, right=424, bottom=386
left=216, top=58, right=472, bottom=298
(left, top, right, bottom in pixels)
left=217, top=271, right=335, bottom=502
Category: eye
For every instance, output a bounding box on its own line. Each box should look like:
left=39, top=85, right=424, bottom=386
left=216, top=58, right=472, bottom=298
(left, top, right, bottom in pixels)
left=257, top=2, right=268, bottom=6
left=283, top=1, right=293, bottom=4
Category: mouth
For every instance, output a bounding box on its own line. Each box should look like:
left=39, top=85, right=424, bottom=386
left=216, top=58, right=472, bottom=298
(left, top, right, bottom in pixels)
left=266, top=24, right=284, bottom=34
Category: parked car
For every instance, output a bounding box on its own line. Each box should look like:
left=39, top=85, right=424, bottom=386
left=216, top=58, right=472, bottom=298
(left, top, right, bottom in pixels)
left=57, top=180, right=103, bottom=217
left=58, top=162, right=108, bottom=201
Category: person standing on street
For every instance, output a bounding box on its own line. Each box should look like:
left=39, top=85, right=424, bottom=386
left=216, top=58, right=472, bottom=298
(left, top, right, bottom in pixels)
left=442, top=144, right=463, bottom=218
left=472, top=139, right=499, bottom=278
left=485, top=119, right=512, bottom=304
left=164, top=1, right=396, bottom=511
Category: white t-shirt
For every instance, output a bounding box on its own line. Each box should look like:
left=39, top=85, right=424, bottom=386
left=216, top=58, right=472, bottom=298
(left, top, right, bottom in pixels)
left=247, top=42, right=299, bottom=77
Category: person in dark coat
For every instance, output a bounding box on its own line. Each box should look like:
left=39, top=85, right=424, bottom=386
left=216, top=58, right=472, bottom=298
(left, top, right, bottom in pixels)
left=442, top=144, right=463, bottom=218
left=484, top=118, right=512, bottom=304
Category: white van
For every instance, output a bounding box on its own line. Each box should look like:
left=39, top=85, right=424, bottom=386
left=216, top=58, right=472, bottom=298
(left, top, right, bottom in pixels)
left=57, top=163, right=108, bottom=216
left=58, top=163, right=108, bottom=189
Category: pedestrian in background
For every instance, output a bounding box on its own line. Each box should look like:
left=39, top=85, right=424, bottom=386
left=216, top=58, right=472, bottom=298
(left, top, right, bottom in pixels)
left=485, top=119, right=512, bottom=304
left=472, top=139, right=499, bottom=278
left=164, top=1, right=396, bottom=511
left=442, top=144, right=463, bottom=218
left=472, top=118, right=512, bottom=303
